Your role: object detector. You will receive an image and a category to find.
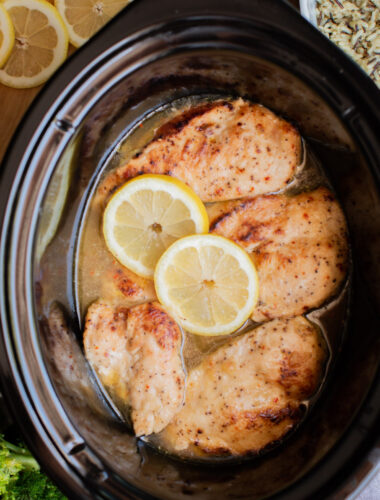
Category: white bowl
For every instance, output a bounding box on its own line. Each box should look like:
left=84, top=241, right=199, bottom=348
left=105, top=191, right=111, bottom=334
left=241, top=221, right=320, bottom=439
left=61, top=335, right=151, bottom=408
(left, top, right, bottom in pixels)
left=299, top=0, right=317, bottom=27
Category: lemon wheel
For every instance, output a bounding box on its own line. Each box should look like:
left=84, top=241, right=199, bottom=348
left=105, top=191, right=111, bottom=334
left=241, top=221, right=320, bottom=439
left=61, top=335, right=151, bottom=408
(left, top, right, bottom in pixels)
left=0, top=0, right=68, bottom=88
left=55, top=0, right=133, bottom=48
left=103, top=174, right=209, bottom=279
left=155, top=234, right=259, bottom=336
left=0, top=3, right=14, bottom=68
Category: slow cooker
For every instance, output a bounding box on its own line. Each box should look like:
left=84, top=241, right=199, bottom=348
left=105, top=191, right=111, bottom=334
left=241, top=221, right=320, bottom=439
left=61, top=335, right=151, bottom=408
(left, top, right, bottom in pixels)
left=1, top=0, right=379, bottom=498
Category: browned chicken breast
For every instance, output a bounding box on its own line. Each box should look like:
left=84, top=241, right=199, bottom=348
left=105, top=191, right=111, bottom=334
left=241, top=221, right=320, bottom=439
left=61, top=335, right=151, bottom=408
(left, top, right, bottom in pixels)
left=96, top=98, right=301, bottom=204
left=101, top=260, right=157, bottom=305
left=83, top=301, right=185, bottom=436
left=210, top=186, right=348, bottom=321
left=159, top=316, right=326, bottom=456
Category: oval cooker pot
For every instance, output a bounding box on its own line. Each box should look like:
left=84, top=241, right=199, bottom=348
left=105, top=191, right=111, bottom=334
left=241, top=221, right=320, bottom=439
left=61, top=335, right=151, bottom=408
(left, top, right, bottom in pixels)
left=0, top=0, right=380, bottom=498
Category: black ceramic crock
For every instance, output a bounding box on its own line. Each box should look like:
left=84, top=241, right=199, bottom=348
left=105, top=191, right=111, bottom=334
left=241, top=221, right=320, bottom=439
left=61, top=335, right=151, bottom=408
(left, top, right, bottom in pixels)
left=1, top=1, right=379, bottom=498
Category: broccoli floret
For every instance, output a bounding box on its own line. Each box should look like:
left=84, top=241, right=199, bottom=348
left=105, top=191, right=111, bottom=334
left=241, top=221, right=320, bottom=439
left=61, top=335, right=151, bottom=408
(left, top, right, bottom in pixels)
left=0, top=436, right=66, bottom=499
left=3, top=469, right=67, bottom=500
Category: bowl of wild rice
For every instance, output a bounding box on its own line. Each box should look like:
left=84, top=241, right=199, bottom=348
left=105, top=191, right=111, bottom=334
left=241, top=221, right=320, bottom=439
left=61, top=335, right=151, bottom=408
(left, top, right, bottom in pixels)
left=300, top=0, right=379, bottom=86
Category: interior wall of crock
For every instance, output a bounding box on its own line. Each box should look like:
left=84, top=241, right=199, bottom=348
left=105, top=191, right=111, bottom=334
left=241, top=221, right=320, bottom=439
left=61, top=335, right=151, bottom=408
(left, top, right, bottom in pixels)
left=34, top=49, right=380, bottom=500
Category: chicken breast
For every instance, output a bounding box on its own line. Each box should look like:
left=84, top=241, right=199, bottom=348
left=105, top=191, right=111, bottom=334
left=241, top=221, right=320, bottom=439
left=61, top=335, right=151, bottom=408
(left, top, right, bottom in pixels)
left=96, top=98, right=301, bottom=204
left=159, top=316, right=326, bottom=456
left=210, top=186, right=348, bottom=321
left=83, top=301, right=185, bottom=436
left=101, top=260, right=157, bottom=306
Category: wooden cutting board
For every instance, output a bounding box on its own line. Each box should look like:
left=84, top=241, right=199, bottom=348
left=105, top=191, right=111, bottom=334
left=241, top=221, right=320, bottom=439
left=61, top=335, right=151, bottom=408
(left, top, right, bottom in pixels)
left=0, top=45, right=77, bottom=163
left=0, top=83, right=42, bottom=163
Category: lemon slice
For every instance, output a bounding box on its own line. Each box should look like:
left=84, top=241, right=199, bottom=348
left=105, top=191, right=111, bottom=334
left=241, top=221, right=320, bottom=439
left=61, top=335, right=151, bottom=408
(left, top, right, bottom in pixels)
left=0, top=0, right=68, bottom=89
left=55, top=0, right=133, bottom=48
left=103, top=174, right=209, bottom=279
left=36, top=137, right=76, bottom=260
left=155, top=234, right=259, bottom=336
left=0, top=4, right=14, bottom=68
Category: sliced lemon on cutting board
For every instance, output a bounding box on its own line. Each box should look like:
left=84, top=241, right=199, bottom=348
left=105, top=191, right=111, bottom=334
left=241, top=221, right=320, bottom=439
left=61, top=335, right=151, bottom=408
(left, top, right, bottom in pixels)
left=155, top=234, right=259, bottom=336
left=0, top=4, right=14, bottom=68
left=103, top=174, right=209, bottom=279
left=0, top=0, right=68, bottom=88
left=55, top=0, right=133, bottom=48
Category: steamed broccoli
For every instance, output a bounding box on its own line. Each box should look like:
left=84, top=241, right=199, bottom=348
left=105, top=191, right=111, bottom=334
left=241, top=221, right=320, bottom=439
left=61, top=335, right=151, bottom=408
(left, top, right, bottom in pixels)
left=0, top=436, right=66, bottom=499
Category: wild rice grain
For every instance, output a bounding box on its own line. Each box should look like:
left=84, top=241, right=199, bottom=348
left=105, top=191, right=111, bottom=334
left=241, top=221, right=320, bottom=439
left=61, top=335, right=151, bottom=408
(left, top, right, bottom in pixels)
left=316, top=0, right=380, bottom=86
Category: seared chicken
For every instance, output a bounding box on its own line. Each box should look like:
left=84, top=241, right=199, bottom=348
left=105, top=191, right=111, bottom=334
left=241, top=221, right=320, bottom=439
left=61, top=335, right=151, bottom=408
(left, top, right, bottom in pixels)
left=159, top=316, right=326, bottom=456
left=210, top=186, right=348, bottom=321
left=97, top=98, right=301, bottom=204
left=83, top=301, right=185, bottom=436
left=101, top=260, right=156, bottom=305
